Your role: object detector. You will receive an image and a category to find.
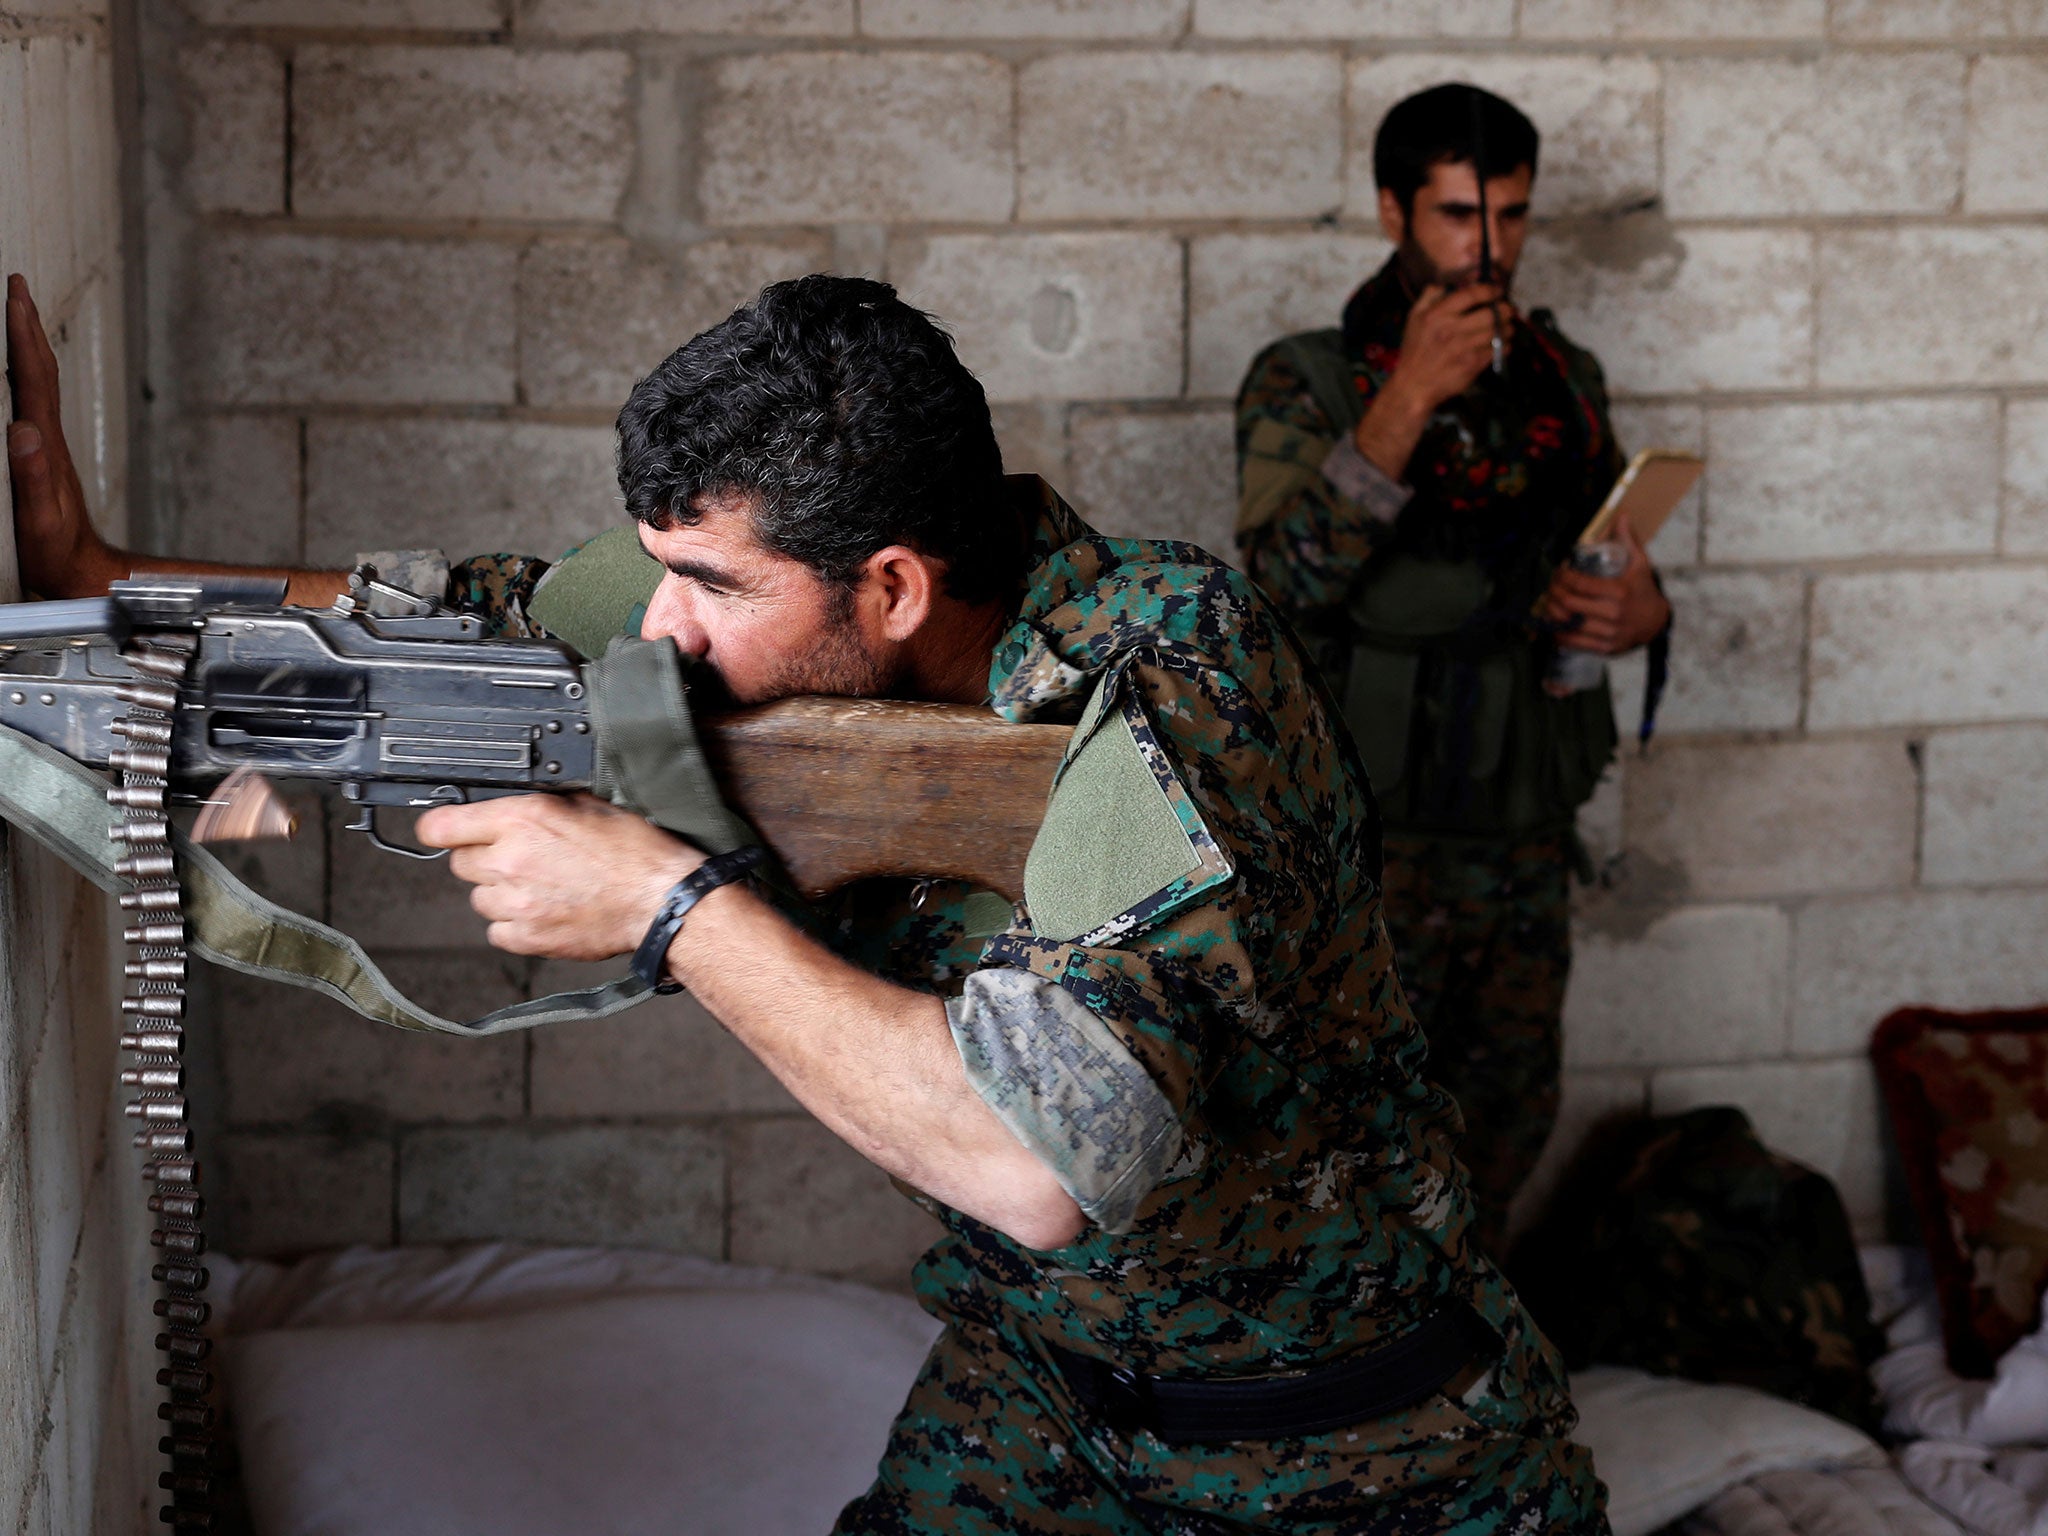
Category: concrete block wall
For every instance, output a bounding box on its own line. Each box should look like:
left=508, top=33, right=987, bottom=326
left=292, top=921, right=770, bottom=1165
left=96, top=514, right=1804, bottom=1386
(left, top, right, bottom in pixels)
left=1, top=4, right=156, bottom=1531
left=134, top=0, right=2048, bottom=1274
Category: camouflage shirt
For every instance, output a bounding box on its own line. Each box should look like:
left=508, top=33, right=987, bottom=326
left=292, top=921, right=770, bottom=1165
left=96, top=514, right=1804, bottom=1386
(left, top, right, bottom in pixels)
left=440, top=481, right=1560, bottom=1404
left=1233, top=258, right=1630, bottom=837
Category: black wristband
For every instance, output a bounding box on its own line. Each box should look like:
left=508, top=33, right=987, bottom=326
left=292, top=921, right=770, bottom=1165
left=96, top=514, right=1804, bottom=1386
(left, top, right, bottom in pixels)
left=631, top=845, right=767, bottom=994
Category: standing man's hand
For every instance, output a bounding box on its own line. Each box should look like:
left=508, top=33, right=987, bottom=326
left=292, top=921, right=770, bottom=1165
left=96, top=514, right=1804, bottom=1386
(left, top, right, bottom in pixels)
left=1538, top=513, right=1670, bottom=655
left=5, top=274, right=123, bottom=598
left=1353, top=283, right=1516, bottom=484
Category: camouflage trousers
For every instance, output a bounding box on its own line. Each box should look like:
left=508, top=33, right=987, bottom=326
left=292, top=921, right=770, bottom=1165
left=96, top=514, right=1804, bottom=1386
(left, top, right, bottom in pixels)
left=832, top=1318, right=1607, bottom=1535
left=1378, top=833, right=1573, bottom=1260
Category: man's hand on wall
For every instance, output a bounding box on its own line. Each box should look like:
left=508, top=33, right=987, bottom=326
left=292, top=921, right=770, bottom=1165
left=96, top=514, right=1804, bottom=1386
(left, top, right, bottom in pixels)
left=1539, top=513, right=1671, bottom=655
left=5, top=275, right=123, bottom=600
left=1353, top=283, right=1518, bottom=483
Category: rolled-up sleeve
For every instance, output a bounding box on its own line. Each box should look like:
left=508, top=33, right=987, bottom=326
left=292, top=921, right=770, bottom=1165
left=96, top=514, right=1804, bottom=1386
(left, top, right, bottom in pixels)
left=947, top=966, right=1184, bottom=1236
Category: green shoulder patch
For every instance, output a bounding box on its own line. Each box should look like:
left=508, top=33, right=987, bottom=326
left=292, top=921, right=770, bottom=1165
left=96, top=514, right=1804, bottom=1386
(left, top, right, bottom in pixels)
left=1023, top=672, right=1234, bottom=947
left=528, top=524, right=665, bottom=661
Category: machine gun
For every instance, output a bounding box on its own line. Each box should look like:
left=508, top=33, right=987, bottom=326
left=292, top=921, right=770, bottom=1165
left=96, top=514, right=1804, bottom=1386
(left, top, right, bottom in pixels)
left=0, top=569, right=1070, bottom=901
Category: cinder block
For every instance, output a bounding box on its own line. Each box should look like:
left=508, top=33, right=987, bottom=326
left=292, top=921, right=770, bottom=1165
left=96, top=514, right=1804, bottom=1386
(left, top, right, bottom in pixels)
left=1704, top=399, right=1999, bottom=563
left=1576, top=761, right=1625, bottom=870
left=728, top=1116, right=942, bottom=1286
left=1067, top=408, right=1238, bottom=563
left=1564, top=904, right=1791, bottom=1068
left=216, top=957, right=527, bottom=1127
left=1649, top=1059, right=1885, bottom=1235
left=1922, top=726, right=2048, bottom=887
left=1019, top=51, right=1342, bottom=221
left=187, top=0, right=505, bottom=22
left=26, top=976, right=83, bottom=1378
left=1820, top=228, right=2048, bottom=389
left=700, top=51, right=1012, bottom=225
left=49, top=277, right=115, bottom=516
left=525, top=0, right=848, bottom=31
left=894, top=234, right=1182, bottom=403
left=0, top=1159, right=37, bottom=1524
left=529, top=989, right=797, bottom=1119
left=1196, top=0, right=1508, bottom=36
left=1346, top=54, right=1658, bottom=218
left=155, top=414, right=301, bottom=567
left=990, top=402, right=1069, bottom=485
left=1187, top=232, right=1391, bottom=399
left=1626, top=738, right=1919, bottom=901
left=65, top=36, right=110, bottom=279
left=2003, top=399, right=2048, bottom=553
left=216, top=1132, right=395, bottom=1255
left=188, top=232, right=516, bottom=406
left=1810, top=567, right=2048, bottom=729
left=293, top=45, right=631, bottom=222
left=867, top=0, right=1186, bottom=36
left=1519, top=0, right=1822, bottom=37
left=1971, top=57, right=2048, bottom=214
left=400, top=1123, right=724, bottom=1254
left=304, top=417, right=619, bottom=568
left=0, top=44, right=30, bottom=292
left=1832, top=0, right=2044, bottom=38
left=518, top=235, right=827, bottom=410
left=1503, top=1068, right=1646, bottom=1242
left=176, top=39, right=284, bottom=216
left=1665, top=55, right=1964, bottom=219
left=1792, top=890, right=2048, bottom=1057
left=1652, top=570, right=1804, bottom=734
left=1607, top=400, right=1701, bottom=569
left=25, top=37, right=75, bottom=309
left=1523, top=224, right=1814, bottom=394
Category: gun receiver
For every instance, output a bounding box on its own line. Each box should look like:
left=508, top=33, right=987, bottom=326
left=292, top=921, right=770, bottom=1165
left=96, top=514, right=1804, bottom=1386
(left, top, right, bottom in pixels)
left=0, top=575, right=1069, bottom=901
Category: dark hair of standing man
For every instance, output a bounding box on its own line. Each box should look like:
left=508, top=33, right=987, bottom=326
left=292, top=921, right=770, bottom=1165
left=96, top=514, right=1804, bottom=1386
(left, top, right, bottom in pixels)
left=614, top=274, right=1022, bottom=607
left=1372, top=83, right=1541, bottom=215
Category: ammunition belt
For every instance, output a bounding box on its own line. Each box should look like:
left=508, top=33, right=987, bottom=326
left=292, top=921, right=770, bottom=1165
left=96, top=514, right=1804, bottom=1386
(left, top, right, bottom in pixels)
left=108, top=636, right=217, bottom=1530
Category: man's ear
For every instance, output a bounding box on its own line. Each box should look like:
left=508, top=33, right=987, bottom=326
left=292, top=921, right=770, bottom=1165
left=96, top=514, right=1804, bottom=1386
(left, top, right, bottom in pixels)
left=852, top=544, right=943, bottom=644
left=1376, top=186, right=1406, bottom=246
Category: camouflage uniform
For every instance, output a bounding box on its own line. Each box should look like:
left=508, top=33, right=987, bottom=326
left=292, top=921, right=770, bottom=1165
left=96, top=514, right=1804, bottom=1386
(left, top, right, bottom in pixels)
left=445, top=479, right=1608, bottom=1533
left=1234, top=258, right=1632, bottom=1255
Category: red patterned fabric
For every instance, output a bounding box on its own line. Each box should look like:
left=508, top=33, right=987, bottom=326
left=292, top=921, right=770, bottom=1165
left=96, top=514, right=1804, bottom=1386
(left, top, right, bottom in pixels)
left=1873, top=1007, right=2048, bottom=1377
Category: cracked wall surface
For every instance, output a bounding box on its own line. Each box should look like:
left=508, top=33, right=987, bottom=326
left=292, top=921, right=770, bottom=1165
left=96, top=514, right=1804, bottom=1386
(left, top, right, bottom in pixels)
left=1, top=3, right=157, bottom=1531
left=132, top=0, right=2048, bottom=1277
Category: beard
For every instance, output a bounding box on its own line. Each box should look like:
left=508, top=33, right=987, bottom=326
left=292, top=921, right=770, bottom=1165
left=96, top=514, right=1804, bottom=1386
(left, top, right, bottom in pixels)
left=750, top=583, right=890, bottom=703
left=1395, top=235, right=1514, bottom=298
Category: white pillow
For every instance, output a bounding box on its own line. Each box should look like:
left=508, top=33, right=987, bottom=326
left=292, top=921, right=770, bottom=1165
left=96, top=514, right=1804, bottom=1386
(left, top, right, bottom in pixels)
left=223, top=1248, right=943, bottom=1536
left=1572, top=1366, right=1890, bottom=1536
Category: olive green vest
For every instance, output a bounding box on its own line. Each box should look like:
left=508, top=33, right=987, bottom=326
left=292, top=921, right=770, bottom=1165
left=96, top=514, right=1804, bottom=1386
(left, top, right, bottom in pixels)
left=1273, top=330, right=1617, bottom=840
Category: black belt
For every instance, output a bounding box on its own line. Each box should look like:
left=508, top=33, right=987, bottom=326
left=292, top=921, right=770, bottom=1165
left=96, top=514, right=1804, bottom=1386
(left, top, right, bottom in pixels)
left=1047, top=1304, right=1496, bottom=1445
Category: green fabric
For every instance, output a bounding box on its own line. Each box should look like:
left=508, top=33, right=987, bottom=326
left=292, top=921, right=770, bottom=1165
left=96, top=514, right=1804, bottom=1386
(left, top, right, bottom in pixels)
left=0, top=722, right=655, bottom=1036
left=585, top=638, right=756, bottom=857
left=526, top=524, right=664, bottom=661
left=1023, top=679, right=1201, bottom=945
left=958, top=890, right=1014, bottom=939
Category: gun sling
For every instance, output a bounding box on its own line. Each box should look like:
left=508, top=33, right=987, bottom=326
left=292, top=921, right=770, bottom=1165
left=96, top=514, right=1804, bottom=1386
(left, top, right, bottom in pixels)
left=0, top=720, right=658, bottom=1035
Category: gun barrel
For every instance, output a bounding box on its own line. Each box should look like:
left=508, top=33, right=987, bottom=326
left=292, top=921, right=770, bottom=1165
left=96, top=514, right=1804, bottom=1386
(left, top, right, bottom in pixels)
left=0, top=596, right=123, bottom=643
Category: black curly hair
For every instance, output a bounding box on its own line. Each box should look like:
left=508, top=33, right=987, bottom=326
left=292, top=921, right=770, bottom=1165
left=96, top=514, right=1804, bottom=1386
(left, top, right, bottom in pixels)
left=614, top=274, right=1022, bottom=606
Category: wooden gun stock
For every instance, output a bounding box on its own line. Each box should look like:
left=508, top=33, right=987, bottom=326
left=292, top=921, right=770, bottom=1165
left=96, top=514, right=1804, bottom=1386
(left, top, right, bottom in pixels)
left=698, top=697, right=1072, bottom=902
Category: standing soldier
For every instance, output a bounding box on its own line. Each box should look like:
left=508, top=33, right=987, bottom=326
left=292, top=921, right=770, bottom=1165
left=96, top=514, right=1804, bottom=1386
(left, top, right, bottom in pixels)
left=1234, top=85, right=1672, bottom=1255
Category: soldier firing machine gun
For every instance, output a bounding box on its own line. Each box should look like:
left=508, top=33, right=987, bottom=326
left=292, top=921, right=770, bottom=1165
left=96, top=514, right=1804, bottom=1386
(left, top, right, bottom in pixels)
left=0, top=569, right=1069, bottom=1530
